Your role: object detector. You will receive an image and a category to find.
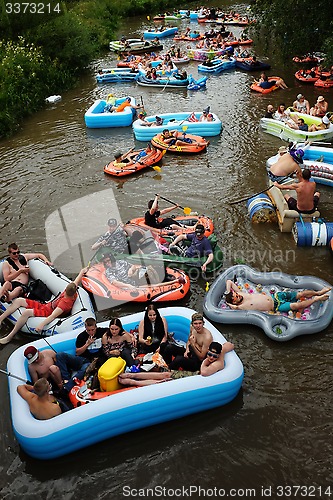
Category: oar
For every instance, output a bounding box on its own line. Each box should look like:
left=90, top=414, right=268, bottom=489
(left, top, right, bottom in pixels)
left=0, top=368, right=32, bottom=384
left=230, top=172, right=295, bottom=205
left=155, top=194, right=192, bottom=215
left=161, top=76, right=171, bottom=91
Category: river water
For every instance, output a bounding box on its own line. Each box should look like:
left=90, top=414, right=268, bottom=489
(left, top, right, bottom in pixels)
left=0, top=3, right=332, bottom=499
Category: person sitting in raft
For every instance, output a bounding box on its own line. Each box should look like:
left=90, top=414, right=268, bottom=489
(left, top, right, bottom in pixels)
left=0, top=268, right=88, bottom=345
left=102, top=318, right=138, bottom=368
left=109, top=96, right=142, bottom=113
left=225, top=279, right=330, bottom=313
left=149, top=312, right=213, bottom=372
left=168, top=224, right=213, bottom=273
left=308, top=114, right=331, bottom=132
left=264, top=104, right=275, bottom=119
left=199, top=107, right=211, bottom=122
left=255, top=73, right=288, bottom=89
left=310, top=96, right=328, bottom=117
left=91, top=217, right=130, bottom=253
left=138, top=303, right=168, bottom=354
left=145, top=193, right=183, bottom=231
left=274, top=168, right=320, bottom=214
left=118, top=341, right=234, bottom=386
left=293, top=117, right=308, bottom=131
left=292, top=94, right=310, bottom=114
left=17, top=378, right=62, bottom=420
left=267, top=147, right=303, bottom=183
left=104, top=93, right=117, bottom=112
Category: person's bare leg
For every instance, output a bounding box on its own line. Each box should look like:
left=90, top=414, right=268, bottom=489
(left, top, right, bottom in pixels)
left=290, top=294, right=329, bottom=311
left=0, top=297, right=28, bottom=324
left=0, top=308, right=34, bottom=344
left=296, top=287, right=331, bottom=299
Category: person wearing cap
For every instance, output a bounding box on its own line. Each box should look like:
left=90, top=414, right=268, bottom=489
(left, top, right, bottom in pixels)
left=199, top=107, right=210, bottom=122
left=0, top=242, right=52, bottom=303
left=91, top=218, right=129, bottom=254
left=17, top=378, right=62, bottom=420
left=131, top=312, right=213, bottom=375
left=23, top=345, right=89, bottom=394
left=135, top=111, right=153, bottom=126
left=274, top=168, right=320, bottom=214
left=267, top=147, right=303, bottom=183
left=0, top=267, right=88, bottom=344
left=168, top=224, right=213, bottom=272
left=292, top=94, right=310, bottom=114
left=308, top=114, right=331, bottom=132
left=118, top=341, right=234, bottom=386
left=310, top=96, right=328, bottom=117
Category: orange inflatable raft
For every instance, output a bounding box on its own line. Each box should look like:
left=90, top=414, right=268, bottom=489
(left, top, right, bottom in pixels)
left=82, top=264, right=190, bottom=303
left=250, top=76, right=280, bottom=93
left=151, top=132, right=209, bottom=153
left=104, top=147, right=164, bottom=177
left=129, top=214, right=214, bottom=238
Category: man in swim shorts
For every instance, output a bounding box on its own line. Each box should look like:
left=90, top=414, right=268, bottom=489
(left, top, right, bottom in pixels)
left=268, top=148, right=303, bottom=183
left=225, top=279, right=330, bottom=312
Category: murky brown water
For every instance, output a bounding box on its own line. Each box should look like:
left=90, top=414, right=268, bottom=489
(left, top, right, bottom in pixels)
left=0, top=3, right=332, bottom=499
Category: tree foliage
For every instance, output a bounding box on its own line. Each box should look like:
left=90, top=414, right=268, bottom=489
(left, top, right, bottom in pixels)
left=250, top=0, right=333, bottom=64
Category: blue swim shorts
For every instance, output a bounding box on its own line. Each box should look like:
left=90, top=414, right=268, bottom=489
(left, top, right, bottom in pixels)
left=273, top=291, right=298, bottom=312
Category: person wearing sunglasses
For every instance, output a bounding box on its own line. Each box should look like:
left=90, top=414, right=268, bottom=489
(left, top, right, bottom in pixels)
left=118, top=341, right=234, bottom=386
left=0, top=242, right=52, bottom=303
left=0, top=267, right=88, bottom=344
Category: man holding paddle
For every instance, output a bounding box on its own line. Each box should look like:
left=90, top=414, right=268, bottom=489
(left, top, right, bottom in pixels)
left=145, top=194, right=183, bottom=231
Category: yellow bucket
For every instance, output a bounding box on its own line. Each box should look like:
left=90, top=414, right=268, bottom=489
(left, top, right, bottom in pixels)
left=98, top=357, right=126, bottom=392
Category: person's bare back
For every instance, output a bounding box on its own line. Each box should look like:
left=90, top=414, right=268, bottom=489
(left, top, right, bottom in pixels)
left=270, top=153, right=301, bottom=177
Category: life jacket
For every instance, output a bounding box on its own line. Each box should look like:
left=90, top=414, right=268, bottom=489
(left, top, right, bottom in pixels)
left=6, top=254, right=27, bottom=270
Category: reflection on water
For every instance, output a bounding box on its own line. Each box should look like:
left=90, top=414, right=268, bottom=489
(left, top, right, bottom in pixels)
left=0, top=3, right=333, bottom=498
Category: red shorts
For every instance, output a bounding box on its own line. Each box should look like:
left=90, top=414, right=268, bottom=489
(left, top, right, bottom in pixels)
left=25, top=298, right=53, bottom=317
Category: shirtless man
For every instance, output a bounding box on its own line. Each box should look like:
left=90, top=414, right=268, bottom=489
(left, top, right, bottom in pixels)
left=0, top=242, right=52, bottom=302
left=17, top=378, right=62, bottom=420
left=267, top=148, right=303, bottom=183
left=118, top=341, right=234, bottom=386
left=274, top=168, right=320, bottom=213
left=225, top=279, right=330, bottom=313
left=161, top=312, right=213, bottom=371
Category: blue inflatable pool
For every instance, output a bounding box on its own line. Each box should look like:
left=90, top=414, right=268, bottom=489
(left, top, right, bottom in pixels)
left=84, top=97, right=136, bottom=128
left=7, top=307, right=243, bottom=459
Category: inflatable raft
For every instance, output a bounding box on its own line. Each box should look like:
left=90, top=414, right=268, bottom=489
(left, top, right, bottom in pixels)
left=109, top=39, right=163, bottom=54
left=250, top=76, right=280, bottom=93
left=294, top=69, right=320, bottom=83
left=314, top=78, right=333, bottom=88
left=143, top=27, right=178, bottom=39
left=82, top=265, right=189, bottom=303
left=7, top=306, right=243, bottom=459
left=137, top=75, right=189, bottom=88
left=84, top=97, right=136, bottom=129
left=128, top=214, right=214, bottom=239
left=0, top=258, right=95, bottom=336
left=187, top=75, right=208, bottom=90
left=132, top=111, right=222, bottom=141
left=187, top=46, right=233, bottom=61
left=96, top=68, right=138, bottom=83
left=235, top=57, right=270, bottom=71
left=203, top=265, right=333, bottom=342
left=103, top=147, right=164, bottom=177
left=198, top=57, right=236, bottom=73
left=151, top=132, right=209, bottom=153
left=260, top=112, right=333, bottom=142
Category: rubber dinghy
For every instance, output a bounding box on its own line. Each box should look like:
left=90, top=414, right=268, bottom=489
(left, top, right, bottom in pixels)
left=128, top=214, right=214, bottom=239
left=0, top=258, right=95, bottom=336
left=7, top=306, right=243, bottom=459
left=203, top=264, right=333, bottom=341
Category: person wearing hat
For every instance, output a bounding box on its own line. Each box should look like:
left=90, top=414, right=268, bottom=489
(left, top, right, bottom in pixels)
left=274, top=168, right=320, bottom=214
left=91, top=217, right=129, bottom=254
left=267, top=146, right=303, bottom=183
left=292, top=94, right=310, bottom=114
left=118, top=340, right=234, bottom=386
left=0, top=267, right=88, bottom=344
left=135, top=110, right=152, bottom=126
left=199, top=107, right=211, bottom=122
left=168, top=224, right=213, bottom=272
left=17, top=378, right=62, bottom=420
left=308, top=114, right=331, bottom=132
left=310, top=96, right=328, bottom=117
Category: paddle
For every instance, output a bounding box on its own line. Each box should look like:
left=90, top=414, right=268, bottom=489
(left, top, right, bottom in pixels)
left=161, top=76, right=171, bottom=91
left=230, top=172, right=295, bottom=205
left=155, top=194, right=192, bottom=215
left=0, top=368, right=32, bottom=385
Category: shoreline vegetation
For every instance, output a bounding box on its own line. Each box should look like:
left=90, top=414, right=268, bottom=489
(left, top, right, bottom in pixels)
left=0, top=0, right=178, bottom=138
left=1, top=0, right=332, bottom=139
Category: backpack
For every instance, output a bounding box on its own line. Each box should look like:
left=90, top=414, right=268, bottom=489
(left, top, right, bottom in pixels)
left=26, top=279, right=53, bottom=303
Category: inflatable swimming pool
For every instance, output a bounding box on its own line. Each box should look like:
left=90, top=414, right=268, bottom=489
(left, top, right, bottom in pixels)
left=143, top=27, right=178, bottom=39
left=7, top=307, right=244, bottom=459
left=198, top=57, right=236, bottom=73
left=0, top=259, right=95, bottom=336
left=132, top=111, right=222, bottom=141
left=203, top=265, right=333, bottom=341
left=84, top=97, right=136, bottom=128
left=96, top=68, right=138, bottom=83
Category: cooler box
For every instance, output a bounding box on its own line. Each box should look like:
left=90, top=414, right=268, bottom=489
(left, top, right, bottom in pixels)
left=98, top=357, right=126, bottom=392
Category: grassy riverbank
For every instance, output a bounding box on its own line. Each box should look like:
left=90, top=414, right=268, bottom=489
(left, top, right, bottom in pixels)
left=0, top=0, right=181, bottom=138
